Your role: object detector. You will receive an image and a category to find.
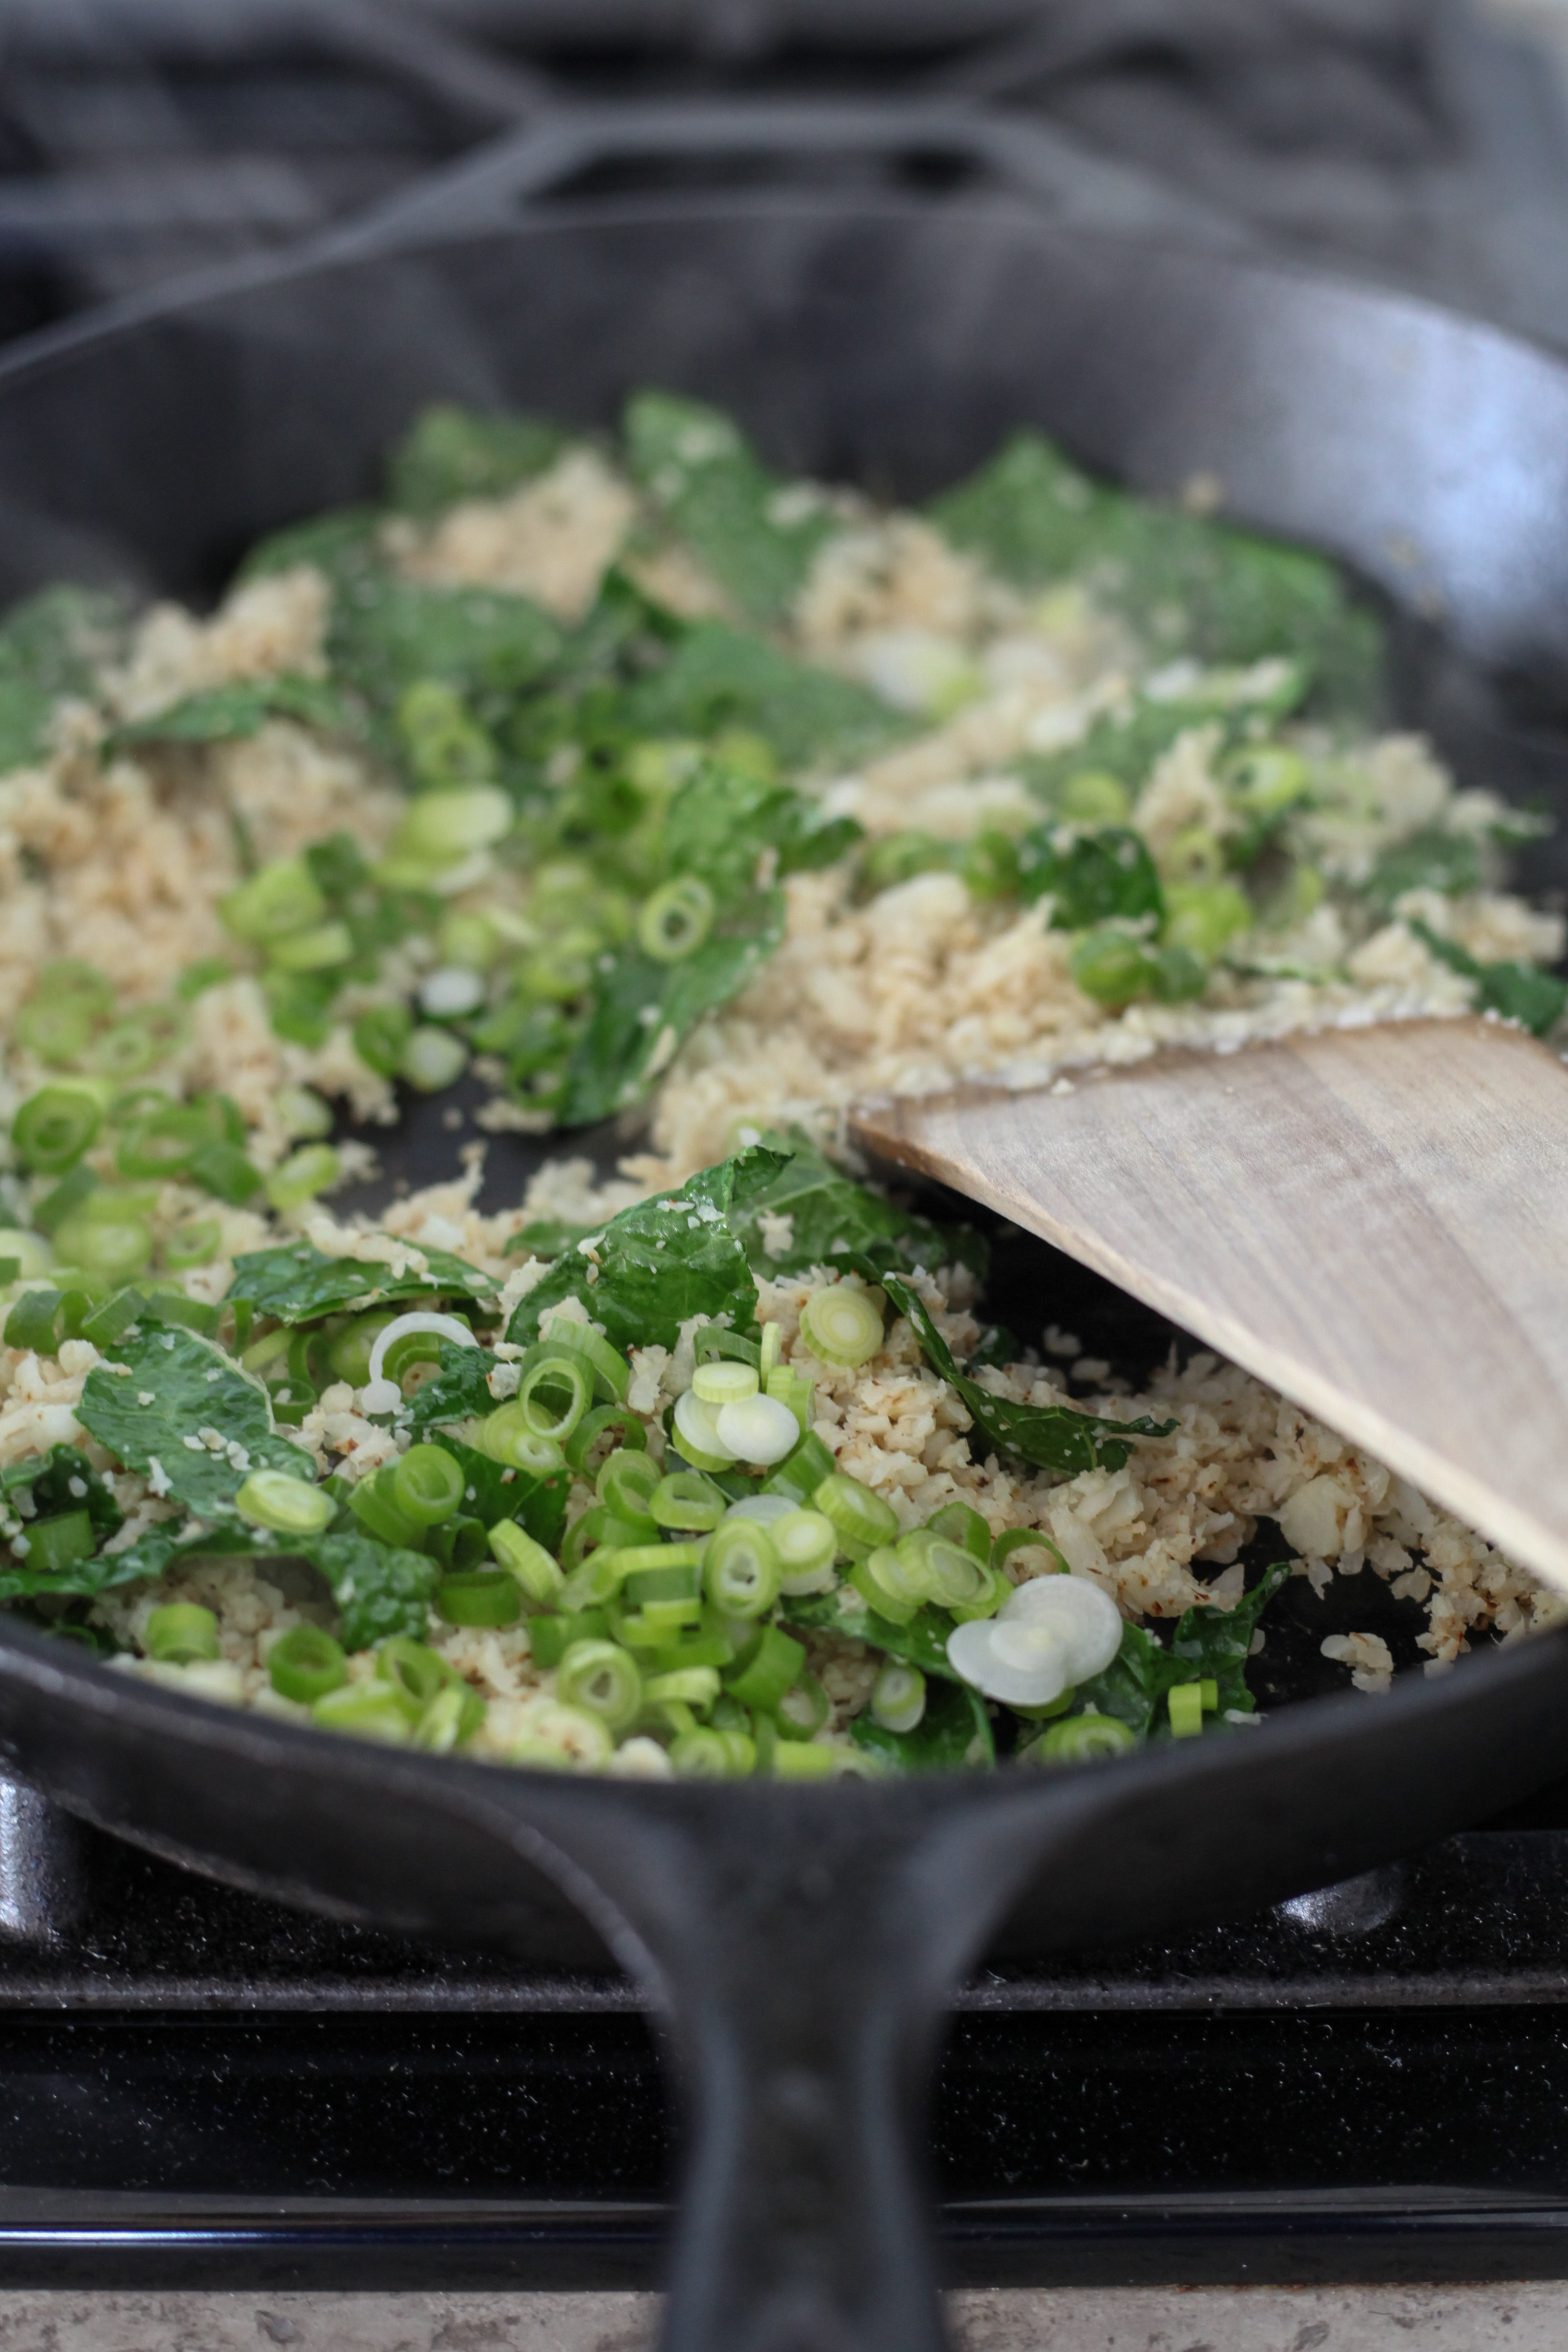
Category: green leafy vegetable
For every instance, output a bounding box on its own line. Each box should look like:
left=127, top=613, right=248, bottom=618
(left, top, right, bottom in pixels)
left=1370, top=827, right=1485, bottom=906
left=509, top=1146, right=788, bottom=1354
left=108, top=674, right=357, bottom=751
left=388, top=404, right=570, bottom=516
left=625, top=392, right=836, bottom=624
left=404, top=1344, right=502, bottom=1430
left=304, top=1531, right=438, bottom=1650
left=1074, top=1560, right=1290, bottom=1738
left=850, top=1672, right=994, bottom=1771
left=0, top=586, right=128, bottom=773
left=428, top=1429, right=570, bottom=1550
left=1410, top=919, right=1568, bottom=1038
left=728, top=1132, right=988, bottom=1282
left=785, top=1586, right=961, bottom=1683
left=76, top=1328, right=314, bottom=1520
left=1015, top=824, right=1165, bottom=928
left=622, top=621, right=902, bottom=770
left=878, top=1270, right=1174, bottom=1476
left=226, top=1241, right=495, bottom=1324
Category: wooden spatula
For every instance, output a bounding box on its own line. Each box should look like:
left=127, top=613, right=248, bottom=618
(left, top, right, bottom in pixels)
left=851, top=1014, right=1568, bottom=1596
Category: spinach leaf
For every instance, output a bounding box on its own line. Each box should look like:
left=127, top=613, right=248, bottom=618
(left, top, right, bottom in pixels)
left=404, top=1343, right=503, bottom=1430
left=622, top=622, right=902, bottom=770
left=1, top=1444, right=122, bottom=1537
left=238, top=506, right=383, bottom=587
left=784, top=1588, right=962, bottom=1682
left=78, top=1330, right=315, bottom=1520
left=1370, top=826, right=1485, bottom=906
left=932, top=432, right=1382, bottom=716
left=850, top=1674, right=994, bottom=1772
left=388, top=404, right=570, bottom=516
left=108, top=674, right=358, bottom=751
left=1076, top=1560, right=1290, bottom=1737
left=1015, top=824, right=1165, bottom=928
left=728, top=1132, right=988, bottom=1283
left=428, top=1429, right=570, bottom=1549
left=509, top=1146, right=788, bottom=1354
left=80, top=1520, right=437, bottom=1650
left=879, top=1270, right=1174, bottom=1476
left=226, top=1241, right=494, bottom=1323
left=0, top=586, right=129, bottom=773
left=1409, top=919, right=1568, bottom=1038
left=624, top=392, right=836, bottom=624
left=330, top=575, right=562, bottom=722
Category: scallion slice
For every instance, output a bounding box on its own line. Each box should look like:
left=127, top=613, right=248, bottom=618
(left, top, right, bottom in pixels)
left=871, top=1662, right=926, bottom=1735
left=1022, top=1712, right=1138, bottom=1767
left=650, top=1470, right=727, bottom=1532
left=436, top=1566, right=522, bottom=1628
left=264, top=1144, right=341, bottom=1214
left=312, top=1682, right=410, bottom=1742
left=672, top=1388, right=736, bottom=1470
left=713, top=1392, right=800, bottom=1466
left=770, top=1508, right=838, bottom=1594
left=164, top=1218, right=222, bottom=1272
left=414, top=1681, right=486, bottom=1752
left=540, top=1320, right=630, bottom=1404
left=512, top=1352, right=592, bottom=1442
left=776, top=1671, right=830, bottom=1742
left=22, top=1510, right=96, bottom=1576
left=638, top=875, right=714, bottom=962
left=267, top=1624, right=346, bottom=1705
left=799, top=1284, right=884, bottom=1370
left=12, top=1088, right=102, bottom=1174
left=992, top=1526, right=1070, bottom=1576
left=392, top=1443, right=466, bottom=1528
left=724, top=1625, right=804, bottom=1714
left=556, top=1638, right=642, bottom=1732
left=1168, top=1682, right=1205, bottom=1740
left=145, top=1603, right=220, bottom=1666
left=812, top=1470, right=899, bottom=1554
left=596, top=1447, right=660, bottom=1523
left=490, top=1518, right=566, bottom=1606
left=234, top=1469, right=335, bottom=1538
left=702, top=1519, right=782, bottom=1618
left=692, top=1360, right=758, bottom=1407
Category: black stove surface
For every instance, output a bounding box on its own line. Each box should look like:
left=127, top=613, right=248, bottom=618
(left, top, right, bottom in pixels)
left=2, top=1796, right=1568, bottom=2292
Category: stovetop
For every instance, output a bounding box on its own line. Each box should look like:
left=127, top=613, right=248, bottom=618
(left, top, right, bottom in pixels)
left=3, top=1783, right=1568, bottom=2294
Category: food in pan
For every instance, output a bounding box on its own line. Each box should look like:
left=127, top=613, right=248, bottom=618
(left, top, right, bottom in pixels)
left=0, top=396, right=1558, bottom=1774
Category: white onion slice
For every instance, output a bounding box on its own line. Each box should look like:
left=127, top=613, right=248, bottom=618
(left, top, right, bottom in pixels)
left=714, top=1392, right=800, bottom=1466
left=946, top=1618, right=1070, bottom=1707
left=1000, top=1574, right=1124, bottom=1683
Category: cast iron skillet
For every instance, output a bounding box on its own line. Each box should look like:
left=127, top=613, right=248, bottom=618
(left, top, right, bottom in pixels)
left=2, top=104, right=1568, bottom=2352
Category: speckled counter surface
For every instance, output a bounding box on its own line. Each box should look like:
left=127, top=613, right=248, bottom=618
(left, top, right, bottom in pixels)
left=0, top=2289, right=1565, bottom=2350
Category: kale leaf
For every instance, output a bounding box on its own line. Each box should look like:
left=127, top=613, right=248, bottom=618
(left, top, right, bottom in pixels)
left=226, top=1240, right=495, bottom=1323
left=78, top=1329, right=315, bottom=1520
left=622, top=621, right=901, bottom=770
left=508, top=1146, right=788, bottom=1354
left=0, top=586, right=130, bottom=774
left=1409, top=918, right=1568, bottom=1038
left=784, top=1587, right=962, bottom=1682
left=879, top=1270, right=1174, bottom=1475
left=388, top=404, right=570, bottom=516
left=728, top=1132, right=988, bottom=1283
left=1370, top=827, right=1486, bottom=906
left=428, top=1429, right=570, bottom=1550
left=1074, top=1560, right=1290, bottom=1738
left=1015, top=824, right=1165, bottom=927
left=88, top=1520, right=437, bottom=1650
left=624, top=392, right=836, bottom=624
left=404, top=1343, right=502, bottom=1430
left=330, top=574, right=562, bottom=723
left=108, top=674, right=358, bottom=751
left=850, top=1673, right=994, bottom=1772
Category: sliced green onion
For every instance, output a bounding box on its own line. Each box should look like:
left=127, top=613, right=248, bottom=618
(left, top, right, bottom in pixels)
left=872, top=1663, right=926, bottom=1734
left=177, top=956, right=235, bottom=1000
left=694, top=1325, right=762, bottom=1372
left=770, top=1508, right=838, bottom=1594
left=670, top=1727, right=734, bottom=1777
left=540, top=1321, right=630, bottom=1404
left=265, top=1145, right=340, bottom=1214
left=4, top=1290, right=60, bottom=1354
left=312, top=1682, right=410, bottom=1742
left=33, top=1162, right=98, bottom=1238
left=650, top=1470, right=727, bottom=1532
left=234, top=1470, right=335, bottom=1538
left=799, top=1286, right=884, bottom=1370
left=1024, top=1712, right=1138, bottom=1766
left=992, top=1527, right=1069, bottom=1576
left=692, top=1360, right=758, bottom=1407
left=392, top=1443, right=466, bottom=1528
left=896, top=1532, right=987, bottom=1611
left=34, top=958, right=112, bottom=1013
left=556, top=1638, right=642, bottom=1732
left=714, top=1392, right=800, bottom=1466
left=512, top=1352, right=591, bottom=1443
left=420, top=966, right=486, bottom=1020
left=50, top=1210, right=152, bottom=1284
left=596, top=1448, right=660, bottom=1522
left=267, top=1624, right=346, bottom=1705
left=509, top=1703, right=614, bottom=1772
left=145, top=1603, right=220, bottom=1665
left=274, top=1086, right=334, bottom=1139
left=725, top=1625, right=804, bottom=1714
left=400, top=1025, right=468, bottom=1092
left=164, top=1217, right=224, bottom=1272
left=770, top=1740, right=838, bottom=1782
left=489, top=1518, right=566, bottom=1607
left=268, top=921, right=354, bottom=974
left=862, top=1544, right=929, bottom=1616
left=1201, top=1678, right=1218, bottom=1712
left=645, top=1666, right=722, bottom=1710
left=1168, top=1682, right=1205, bottom=1740
left=562, top=1404, right=646, bottom=1475
left=414, top=1682, right=486, bottom=1752
left=478, top=1406, right=566, bottom=1476
left=22, top=1510, right=96, bottom=1575
left=188, top=1140, right=262, bottom=1205
left=776, top=1671, right=829, bottom=1742
left=765, top=1366, right=814, bottom=1437
left=1162, top=880, right=1253, bottom=961
left=812, top=1470, right=899, bottom=1554
left=394, top=786, right=512, bottom=864
left=1070, top=924, right=1160, bottom=1009
left=13, top=1087, right=101, bottom=1174
left=638, top=875, right=714, bottom=962
left=847, top=1558, right=916, bottom=1626
left=702, top=1520, right=782, bottom=1618
left=0, top=1229, right=51, bottom=1280
left=14, top=1000, right=96, bottom=1064
left=758, top=1322, right=782, bottom=1380
left=377, top=1636, right=456, bottom=1718
left=326, top=1312, right=398, bottom=1388
left=352, top=1004, right=414, bottom=1078
left=346, top=1468, right=423, bottom=1550
left=927, top=1500, right=992, bottom=1562
left=436, top=1566, right=522, bottom=1628
left=672, top=1388, right=736, bottom=1470
left=438, top=910, right=500, bottom=970
left=221, top=857, right=327, bottom=945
